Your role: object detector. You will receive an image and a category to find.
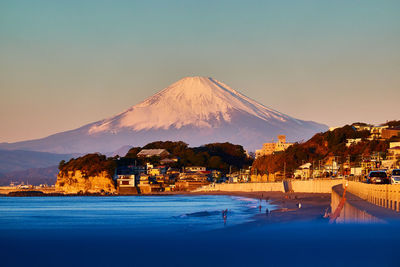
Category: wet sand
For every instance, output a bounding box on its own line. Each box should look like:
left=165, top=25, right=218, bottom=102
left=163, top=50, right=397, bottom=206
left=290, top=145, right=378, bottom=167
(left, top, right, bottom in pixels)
left=159, top=190, right=332, bottom=225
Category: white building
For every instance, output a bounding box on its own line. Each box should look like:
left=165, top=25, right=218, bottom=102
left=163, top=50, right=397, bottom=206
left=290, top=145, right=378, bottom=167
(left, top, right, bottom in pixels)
left=185, top=166, right=206, bottom=172
left=117, top=175, right=135, bottom=187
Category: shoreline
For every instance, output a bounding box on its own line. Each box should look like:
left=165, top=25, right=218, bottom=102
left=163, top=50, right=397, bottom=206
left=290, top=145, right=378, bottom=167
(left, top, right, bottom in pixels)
left=1, top=189, right=331, bottom=226
left=189, top=191, right=331, bottom=225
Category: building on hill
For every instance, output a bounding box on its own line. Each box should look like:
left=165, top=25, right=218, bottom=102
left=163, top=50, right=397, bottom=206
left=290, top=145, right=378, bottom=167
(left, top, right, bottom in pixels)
left=346, top=138, right=362, bottom=147
left=369, top=125, right=389, bottom=139
left=116, top=174, right=137, bottom=195
left=148, top=166, right=167, bottom=176
left=353, top=124, right=372, bottom=131
left=255, top=135, right=293, bottom=158
left=382, top=127, right=400, bottom=139
left=176, top=172, right=210, bottom=191
left=160, top=157, right=178, bottom=165
left=390, top=142, right=400, bottom=148
left=388, top=146, right=400, bottom=160
left=137, top=149, right=170, bottom=158
left=185, top=166, right=206, bottom=172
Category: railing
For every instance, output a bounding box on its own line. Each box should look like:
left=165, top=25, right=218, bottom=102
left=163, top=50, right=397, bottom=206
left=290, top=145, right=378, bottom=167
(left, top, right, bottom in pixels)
left=346, top=181, right=400, bottom=212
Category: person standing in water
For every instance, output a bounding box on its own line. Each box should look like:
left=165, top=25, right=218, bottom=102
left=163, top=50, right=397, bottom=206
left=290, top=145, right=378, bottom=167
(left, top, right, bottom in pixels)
left=223, top=209, right=228, bottom=225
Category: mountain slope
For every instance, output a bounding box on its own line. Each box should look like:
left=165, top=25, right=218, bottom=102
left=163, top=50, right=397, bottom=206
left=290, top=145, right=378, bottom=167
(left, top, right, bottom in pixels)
left=0, top=77, right=328, bottom=153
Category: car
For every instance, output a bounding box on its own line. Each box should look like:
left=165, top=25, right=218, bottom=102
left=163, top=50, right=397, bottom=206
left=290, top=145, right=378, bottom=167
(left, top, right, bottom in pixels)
left=367, top=171, right=390, bottom=184
left=391, top=169, right=400, bottom=184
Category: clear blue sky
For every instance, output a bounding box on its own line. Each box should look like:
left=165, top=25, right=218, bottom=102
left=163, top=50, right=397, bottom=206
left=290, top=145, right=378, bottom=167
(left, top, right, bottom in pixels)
left=1, top=0, right=399, bottom=142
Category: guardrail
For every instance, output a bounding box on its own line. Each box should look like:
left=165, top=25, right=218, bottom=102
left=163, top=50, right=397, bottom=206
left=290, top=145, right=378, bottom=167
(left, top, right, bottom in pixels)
left=346, top=181, right=400, bottom=212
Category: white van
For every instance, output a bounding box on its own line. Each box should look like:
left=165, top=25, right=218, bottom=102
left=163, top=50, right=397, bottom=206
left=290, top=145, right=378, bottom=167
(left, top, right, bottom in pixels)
left=391, top=169, right=400, bottom=184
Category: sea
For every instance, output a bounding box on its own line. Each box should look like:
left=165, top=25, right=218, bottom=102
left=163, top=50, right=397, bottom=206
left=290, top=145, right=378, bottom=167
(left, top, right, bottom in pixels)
left=0, top=195, right=399, bottom=266
left=0, top=195, right=270, bottom=232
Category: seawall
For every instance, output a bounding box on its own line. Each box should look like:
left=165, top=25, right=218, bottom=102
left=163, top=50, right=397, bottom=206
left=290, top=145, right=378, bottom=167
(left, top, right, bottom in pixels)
left=331, top=184, right=400, bottom=223
left=196, top=179, right=343, bottom=193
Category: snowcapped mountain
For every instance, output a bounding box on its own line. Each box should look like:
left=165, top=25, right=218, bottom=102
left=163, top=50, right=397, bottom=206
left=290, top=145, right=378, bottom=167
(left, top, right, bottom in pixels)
left=0, top=76, right=328, bottom=153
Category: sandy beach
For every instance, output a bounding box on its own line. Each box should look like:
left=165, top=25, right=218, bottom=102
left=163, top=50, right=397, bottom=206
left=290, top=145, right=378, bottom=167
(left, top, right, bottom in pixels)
left=0, top=187, right=331, bottom=225
left=159, top=190, right=332, bottom=225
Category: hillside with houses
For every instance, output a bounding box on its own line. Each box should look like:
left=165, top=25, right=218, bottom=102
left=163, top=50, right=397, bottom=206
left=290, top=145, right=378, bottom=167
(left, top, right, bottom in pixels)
left=55, top=141, right=253, bottom=194
left=252, top=120, right=400, bottom=181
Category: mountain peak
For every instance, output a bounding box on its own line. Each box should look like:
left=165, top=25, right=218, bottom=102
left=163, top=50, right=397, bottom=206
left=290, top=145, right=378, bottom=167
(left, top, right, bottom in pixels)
left=88, top=76, right=294, bottom=134
left=0, top=76, right=328, bottom=153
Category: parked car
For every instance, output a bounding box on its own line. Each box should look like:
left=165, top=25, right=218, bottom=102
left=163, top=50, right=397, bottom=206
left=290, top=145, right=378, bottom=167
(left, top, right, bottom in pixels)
left=366, top=171, right=390, bottom=184
left=391, top=169, right=400, bottom=184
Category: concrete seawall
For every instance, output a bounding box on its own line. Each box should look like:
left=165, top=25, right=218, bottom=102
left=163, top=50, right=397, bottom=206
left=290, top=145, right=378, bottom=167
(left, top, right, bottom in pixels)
left=346, top=181, right=400, bottom=212
left=196, top=179, right=400, bottom=222
left=196, top=179, right=343, bottom=193
left=331, top=184, right=400, bottom=223
left=331, top=185, right=383, bottom=223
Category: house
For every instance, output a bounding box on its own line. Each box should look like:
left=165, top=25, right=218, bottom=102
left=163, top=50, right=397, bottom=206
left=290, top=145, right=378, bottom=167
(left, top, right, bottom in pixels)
left=390, top=142, right=400, bottom=148
left=116, top=174, right=137, bottom=195
left=148, top=166, right=167, bottom=176
left=160, top=157, right=178, bottom=165
left=346, top=138, right=362, bottom=147
left=381, top=127, right=400, bottom=139
left=294, top=163, right=312, bottom=179
left=388, top=146, right=400, bottom=160
left=255, top=135, right=293, bottom=158
left=137, top=149, right=170, bottom=158
left=353, top=124, right=372, bottom=132
left=323, top=156, right=339, bottom=176
left=185, top=166, right=206, bottom=172
left=176, top=172, right=210, bottom=191
left=369, top=125, right=389, bottom=139
left=350, top=167, right=363, bottom=176
left=117, top=175, right=135, bottom=187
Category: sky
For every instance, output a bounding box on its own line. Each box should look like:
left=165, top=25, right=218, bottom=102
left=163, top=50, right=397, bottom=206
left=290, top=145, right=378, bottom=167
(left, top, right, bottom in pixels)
left=0, top=0, right=399, bottom=143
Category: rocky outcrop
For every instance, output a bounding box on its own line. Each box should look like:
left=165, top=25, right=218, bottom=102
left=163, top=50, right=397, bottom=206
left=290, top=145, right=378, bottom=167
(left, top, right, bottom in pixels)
left=55, top=170, right=116, bottom=194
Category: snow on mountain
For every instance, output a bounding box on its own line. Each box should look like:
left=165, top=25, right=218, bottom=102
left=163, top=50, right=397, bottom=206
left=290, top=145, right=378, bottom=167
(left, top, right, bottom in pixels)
left=89, top=77, right=299, bottom=134
left=0, top=76, right=328, bottom=154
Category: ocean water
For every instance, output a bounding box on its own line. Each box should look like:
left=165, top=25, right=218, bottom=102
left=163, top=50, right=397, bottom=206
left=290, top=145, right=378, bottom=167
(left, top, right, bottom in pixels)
left=0, top=195, right=272, bottom=232
left=1, top=195, right=400, bottom=266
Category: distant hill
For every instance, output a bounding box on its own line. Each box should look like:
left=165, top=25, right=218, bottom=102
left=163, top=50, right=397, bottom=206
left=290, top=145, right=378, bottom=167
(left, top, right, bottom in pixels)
left=0, top=149, right=75, bottom=174
left=0, top=165, right=58, bottom=186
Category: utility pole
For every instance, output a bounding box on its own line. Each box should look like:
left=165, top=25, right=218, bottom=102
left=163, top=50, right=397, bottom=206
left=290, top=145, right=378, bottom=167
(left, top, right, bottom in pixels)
left=283, top=162, right=286, bottom=180
left=319, top=160, right=321, bottom=178
left=312, top=161, right=315, bottom=178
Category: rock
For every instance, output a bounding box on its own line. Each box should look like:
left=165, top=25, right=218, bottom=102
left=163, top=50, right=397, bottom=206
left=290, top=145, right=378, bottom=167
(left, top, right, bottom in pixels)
left=55, top=170, right=116, bottom=194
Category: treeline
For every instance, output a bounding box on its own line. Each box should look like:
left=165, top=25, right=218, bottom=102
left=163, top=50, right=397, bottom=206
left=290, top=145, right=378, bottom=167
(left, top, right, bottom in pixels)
left=122, top=141, right=253, bottom=174
left=58, top=154, right=117, bottom=177
left=59, top=141, right=253, bottom=177
left=252, top=125, right=389, bottom=175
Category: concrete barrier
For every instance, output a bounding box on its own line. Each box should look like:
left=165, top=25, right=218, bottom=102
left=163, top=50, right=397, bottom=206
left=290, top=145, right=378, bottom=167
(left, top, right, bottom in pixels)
left=345, top=181, right=400, bottom=212
left=195, top=179, right=343, bottom=193
left=290, top=179, right=343, bottom=193
left=331, top=184, right=383, bottom=223
left=331, top=184, right=400, bottom=223
left=196, top=182, right=284, bottom=192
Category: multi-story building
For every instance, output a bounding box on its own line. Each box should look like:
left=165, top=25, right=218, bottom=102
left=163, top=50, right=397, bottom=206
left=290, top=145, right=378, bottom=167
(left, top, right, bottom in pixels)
left=255, top=135, right=293, bottom=158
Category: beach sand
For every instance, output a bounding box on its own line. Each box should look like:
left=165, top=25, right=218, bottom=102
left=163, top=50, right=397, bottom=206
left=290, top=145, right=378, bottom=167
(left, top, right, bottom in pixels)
left=156, top=190, right=332, bottom=225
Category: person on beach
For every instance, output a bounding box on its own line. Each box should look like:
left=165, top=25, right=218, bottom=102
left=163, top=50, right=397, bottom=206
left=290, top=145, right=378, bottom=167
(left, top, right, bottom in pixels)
left=265, top=208, right=269, bottom=216
left=259, top=199, right=262, bottom=212
left=223, top=209, right=228, bottom=225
